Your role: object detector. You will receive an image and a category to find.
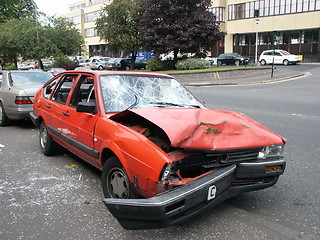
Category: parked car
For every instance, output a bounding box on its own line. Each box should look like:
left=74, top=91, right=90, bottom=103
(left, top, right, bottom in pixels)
left=18, top=64, right=34, bottom=70
left=78, top=59, right=90, bottom=67
left=259, top=49, right=301, bottom=65
left=0, top=70, right=52, bottom=126
left=48, top=68, right=66, bottom=76
left=74, top=67, right=91, bottom=71
left=112, top=58, right=148, bottom=70
left=42, top=61, right=53, bottom=68
left=89, top=57, right=110, bottom=70
left=30, top=70, right=287, bottom=230
left=217, top=53, right=250, bottom=66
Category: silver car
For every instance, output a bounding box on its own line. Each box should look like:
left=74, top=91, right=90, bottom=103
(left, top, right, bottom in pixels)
left=0, top=70, right=52, bottom=126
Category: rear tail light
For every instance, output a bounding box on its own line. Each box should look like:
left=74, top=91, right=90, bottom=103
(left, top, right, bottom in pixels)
left=15, top=96, right=32, bottom=104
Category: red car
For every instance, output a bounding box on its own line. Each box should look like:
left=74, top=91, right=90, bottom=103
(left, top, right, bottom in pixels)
left=30, top=70, right=286, bottom=230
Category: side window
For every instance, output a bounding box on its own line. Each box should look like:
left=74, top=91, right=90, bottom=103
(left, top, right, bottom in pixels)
left=69, top=75, right=95, bottom=107
left=43, top=78, right=59, bottom=99
left=52, top=75, right=78, bottom=105
left=0, top=73, right=2, bottom=87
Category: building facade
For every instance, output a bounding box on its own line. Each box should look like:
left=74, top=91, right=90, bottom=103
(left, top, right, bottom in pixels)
left=210, top=0, right=320, bottom=61
left=61, top=0, right=320, bottom=61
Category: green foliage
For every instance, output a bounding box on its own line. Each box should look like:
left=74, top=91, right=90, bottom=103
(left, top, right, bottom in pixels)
left=2, top=64, right=15, bottom=70
left=96, top=0, right=144, bottom=69
left=147, top=58, right=176, bottom=71
left=0, top=16, right=83, bottom=69
left=175, top=58, right=210, bottom=70
left=0, top=0, right=37, bottom=23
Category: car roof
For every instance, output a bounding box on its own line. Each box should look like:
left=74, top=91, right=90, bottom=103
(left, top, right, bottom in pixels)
left=66, top=70, right=172, bottom=78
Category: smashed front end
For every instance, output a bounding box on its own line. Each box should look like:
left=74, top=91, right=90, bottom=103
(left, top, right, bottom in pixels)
left=104, top=108, right=286, bottom=230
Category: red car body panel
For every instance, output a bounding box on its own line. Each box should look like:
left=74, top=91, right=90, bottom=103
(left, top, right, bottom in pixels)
left=30, top=70, right=287, bottom=229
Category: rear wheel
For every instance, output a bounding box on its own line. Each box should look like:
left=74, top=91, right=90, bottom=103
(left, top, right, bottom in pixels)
left=102, top=156, right=138, bottom=199
left=125, top=66, right=130, bottom=71
left=235, top=60, right=240, bottom=66
left=98, top=65, right=103, bottom=70
left=39, top=121, right=58, bottom=156
left=260, top=59, right=267, bottom=65
left=283, top=59, right=289, bottom=65
left=0, top=102, right=10, bottom=127
left=217, top=61, right=222, bottom=66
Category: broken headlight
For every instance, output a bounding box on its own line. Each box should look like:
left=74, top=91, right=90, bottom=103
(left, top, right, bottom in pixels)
left=258, top=144, right=284, bottom=159
left=160, top=164, right=173, bottom=181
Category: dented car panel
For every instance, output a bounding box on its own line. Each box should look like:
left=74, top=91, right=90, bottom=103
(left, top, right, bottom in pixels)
left=31, top=70, right=287, bottom=230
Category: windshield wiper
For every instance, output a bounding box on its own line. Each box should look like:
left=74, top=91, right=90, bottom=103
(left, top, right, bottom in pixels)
left=127, top=94, right=139, bottom=110
left=150, top=101, right=201, bottom=108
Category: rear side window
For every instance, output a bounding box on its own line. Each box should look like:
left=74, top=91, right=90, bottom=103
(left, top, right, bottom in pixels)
left=52, top=75, right=78, bottom=105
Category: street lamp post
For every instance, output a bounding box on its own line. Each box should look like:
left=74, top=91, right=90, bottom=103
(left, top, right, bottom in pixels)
left=255, top=19, right=260, bottom=65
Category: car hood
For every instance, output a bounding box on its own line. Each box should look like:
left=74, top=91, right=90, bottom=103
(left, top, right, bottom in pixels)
left=111, top=108, right=286, bottom=150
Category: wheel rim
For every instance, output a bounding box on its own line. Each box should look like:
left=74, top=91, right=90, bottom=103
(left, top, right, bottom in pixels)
left=0, top=105, right=3, bottom=122
left=40, top=125, right=48, bottom=149
left=283, top=60, right=288, bottom=65
left=107, top=167, right=130, bottom=199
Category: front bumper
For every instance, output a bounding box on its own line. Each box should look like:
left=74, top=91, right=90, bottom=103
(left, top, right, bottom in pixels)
left=104, top=159, right=285, bottom=230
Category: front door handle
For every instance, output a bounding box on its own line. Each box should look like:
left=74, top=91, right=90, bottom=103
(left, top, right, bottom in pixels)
left=62, top=112, right=70, bottom=116
left=46, top=104, right=51, bottom=108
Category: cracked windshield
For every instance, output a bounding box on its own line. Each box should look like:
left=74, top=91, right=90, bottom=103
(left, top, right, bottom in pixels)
left=100, top=75, right=205, bottom=113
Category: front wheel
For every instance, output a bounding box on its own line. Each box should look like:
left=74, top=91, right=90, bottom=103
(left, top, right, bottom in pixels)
left=125, top=66, right=130, bottom=71
left=98, top=65, right=103, bottom=70
left=217, top=61, right=222, bottom=67
left=283, top=59, right=289, bottom=65
left=235, top=60, right=240, bottom=66
left=0, top=102, right=10, bottom=127
left=102, top=156, right=138, bottom=199
left=39, top=121, right=58, bottom=156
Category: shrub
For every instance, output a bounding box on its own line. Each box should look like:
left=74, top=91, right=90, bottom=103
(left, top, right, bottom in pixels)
left=147, top=58, right=166, bottom=71
left=52, top=55, right=77, bottom=70
left=2, top=64, right=15, bottom=70
left=175, top=58, right=210, bottom=70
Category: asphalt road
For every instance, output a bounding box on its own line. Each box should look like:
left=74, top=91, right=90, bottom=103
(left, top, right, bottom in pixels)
left=0, top=64, right=319, bottom=240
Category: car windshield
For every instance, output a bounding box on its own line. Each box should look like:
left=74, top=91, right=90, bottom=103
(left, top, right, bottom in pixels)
left=10, top=72, right=52, bottom=87
left=279, top=50, right=291, bottom=55
left=100, top=75, right=205, bottom=113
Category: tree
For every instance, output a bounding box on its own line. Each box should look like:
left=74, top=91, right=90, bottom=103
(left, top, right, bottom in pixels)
left=139, top=0, right=225, bottom=61
left=96, top=0, right=144, bottom=69
left=0, top=0, right=37, bottom=23
left=0, top=17, right=83, bottom=69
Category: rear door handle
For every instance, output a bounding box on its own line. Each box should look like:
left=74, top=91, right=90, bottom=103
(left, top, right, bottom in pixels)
left=62, top=112, right=70, bottom=116
left=46, top=104, right=51, bottom=108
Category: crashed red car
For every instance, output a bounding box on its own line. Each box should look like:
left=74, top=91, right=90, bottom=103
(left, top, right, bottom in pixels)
left=30, top=70, right=286, bottom=230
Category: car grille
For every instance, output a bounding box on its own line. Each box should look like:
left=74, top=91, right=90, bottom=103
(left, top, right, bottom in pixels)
left=174, top=148, right=262, bottom=178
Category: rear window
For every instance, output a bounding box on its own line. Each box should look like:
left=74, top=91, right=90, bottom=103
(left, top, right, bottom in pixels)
left=9, top=72, right=52, bottom=87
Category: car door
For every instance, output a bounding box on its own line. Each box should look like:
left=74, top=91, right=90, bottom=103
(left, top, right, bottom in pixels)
left=61, top=74, right=100, bottom=163
left=273, top=51, right=283, bottom=64
left=45, top=74, right=78, bottom=137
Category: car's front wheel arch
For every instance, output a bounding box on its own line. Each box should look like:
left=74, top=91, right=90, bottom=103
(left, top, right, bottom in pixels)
left=0, top=101, right=10, bottom=126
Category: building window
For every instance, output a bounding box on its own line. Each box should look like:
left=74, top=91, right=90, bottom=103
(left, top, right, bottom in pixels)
left=85, top=11, right=101, bottom=23
left=208, top=7, right=225, bottom=22
left=89, top=0, right=106, bottom=5
left=85, top=28, right=97, bottom=38
left=68, top=15, right=81, bottom=25
left=70, top=3, right=85, bottom=12
left=228, top=0, right=320, bottom=20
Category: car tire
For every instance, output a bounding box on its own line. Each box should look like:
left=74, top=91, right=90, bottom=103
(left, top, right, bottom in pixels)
left=217, top=61, right=222, bottom=66
left=260, top=59, right=267, bottom=66
left=102, top=156, right=138, bottom=199
left=98, top=65, right=103, bottom=70
left=283, top=59, right=289, bottom=65
left=0, top=102, right=10, bottom=127
left=235, top=60, right=240, bottom=66
left=125, top=66, right=130, bottom=71
left=39, top=121, right=58, bottom=156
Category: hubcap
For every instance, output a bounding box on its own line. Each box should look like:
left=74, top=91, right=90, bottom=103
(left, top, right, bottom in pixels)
left=107, top=167, right=130, bottom=199
left=0, top=106, right=3, bottom=122
left=40, top=125, right=48, bottom=149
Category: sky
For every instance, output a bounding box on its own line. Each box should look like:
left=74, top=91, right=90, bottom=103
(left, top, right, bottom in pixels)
left=34, top=0, right=75, bottom=16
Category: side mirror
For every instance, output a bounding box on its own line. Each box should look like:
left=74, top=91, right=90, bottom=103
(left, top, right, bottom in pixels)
left=77, top=101, right=96, bottom=114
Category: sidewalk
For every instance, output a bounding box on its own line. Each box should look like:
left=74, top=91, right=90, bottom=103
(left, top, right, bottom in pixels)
left=172, top=67, right=305, bottom=86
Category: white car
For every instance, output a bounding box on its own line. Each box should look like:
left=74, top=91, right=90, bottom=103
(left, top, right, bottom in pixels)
left=89, top=56, right=110, bottom=70
left=18, top=64, right=34, bottom=70
left=259, top=49, right=300, bottom=65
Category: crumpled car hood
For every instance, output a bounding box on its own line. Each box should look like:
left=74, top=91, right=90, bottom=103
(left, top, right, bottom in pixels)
left=113, top=108, right=286, bottom=150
